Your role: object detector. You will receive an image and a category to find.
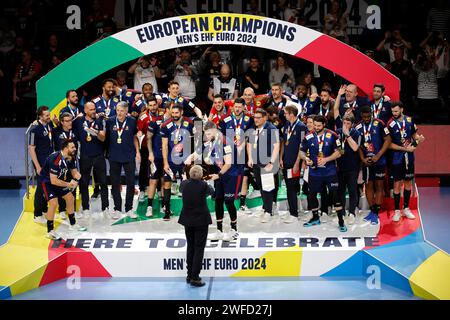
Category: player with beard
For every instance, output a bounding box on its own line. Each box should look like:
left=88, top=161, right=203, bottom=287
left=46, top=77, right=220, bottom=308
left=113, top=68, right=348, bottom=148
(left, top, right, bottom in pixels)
left=370, top=84, right=392, bottom=123
left=161, top=104, right=194, bottom=220
left=307, top=88, right=336, bottom=129
left=264, top=83, right=301, bottom=124
left=388, top=102, right=425, bottom=222
left=72, top=102, right=109, bottom=218
left=133, top=83, right=164, bottom=113
left=54, top=112, right=78, bottom=219
left=299, top=115, right=347, bottom=232
left=92, top=78, right=120, bottom=119
left=59, top=90, right=81, bottom=117
left=356, top=105, right=391, bottom=225
left=144, top=97, right=166, bottom=217
left=40, top=139, right=86, bottom=240
left=218, top=98, right=254, bottom=214
left=186, top=121, right=242, bottom=241
left=208, top=94, right=231, bottom=125
left=29, top=106, right=55, bottom=224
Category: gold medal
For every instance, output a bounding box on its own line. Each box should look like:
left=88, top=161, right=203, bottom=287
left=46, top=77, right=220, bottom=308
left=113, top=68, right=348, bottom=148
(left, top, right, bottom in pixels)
left=117, top=138, right=122, bottom=144
left=235, top=134, right=240, bottom=141
left=340, top=149, right=345, bottom=155
left=318, top=152, right=324, bottom=158
left=86, top=134, right=92, bottom=142
left=285, top=140, right=289, bottom=146
left=174, top=138, right=179, bottom=145
left=253, top=143, right=257, bottom=149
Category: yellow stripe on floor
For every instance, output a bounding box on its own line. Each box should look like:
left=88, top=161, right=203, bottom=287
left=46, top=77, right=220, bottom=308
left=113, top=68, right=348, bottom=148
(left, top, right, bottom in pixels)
left=409, top=250, right=450, bottom=300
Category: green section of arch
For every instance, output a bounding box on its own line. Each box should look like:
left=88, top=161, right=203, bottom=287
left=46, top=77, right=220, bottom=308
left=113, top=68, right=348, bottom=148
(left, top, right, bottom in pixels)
left=36, top=37, right=143, bottom=111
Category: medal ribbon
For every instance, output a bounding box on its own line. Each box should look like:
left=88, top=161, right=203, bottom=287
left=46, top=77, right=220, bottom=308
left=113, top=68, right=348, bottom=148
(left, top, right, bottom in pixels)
left=286, top=119, right=299, bottom=142
left=371, top=98, right=383, bottom=119
left=363, top=121, right=373, bottom=143
left=116, top=117, right=127, bottom=141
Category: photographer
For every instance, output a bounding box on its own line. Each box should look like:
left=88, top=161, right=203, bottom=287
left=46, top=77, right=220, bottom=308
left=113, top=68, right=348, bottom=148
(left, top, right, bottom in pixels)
left=208, top=64, right=240, bottom=102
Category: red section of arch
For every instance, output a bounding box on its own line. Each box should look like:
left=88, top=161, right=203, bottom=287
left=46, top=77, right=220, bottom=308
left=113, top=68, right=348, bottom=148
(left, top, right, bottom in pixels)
left=296, top=35, right=400, bottom=100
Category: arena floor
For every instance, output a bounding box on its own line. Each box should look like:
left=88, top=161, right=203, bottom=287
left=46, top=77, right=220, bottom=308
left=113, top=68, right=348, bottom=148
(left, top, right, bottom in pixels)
left=1, top=182, right=449, bottom=300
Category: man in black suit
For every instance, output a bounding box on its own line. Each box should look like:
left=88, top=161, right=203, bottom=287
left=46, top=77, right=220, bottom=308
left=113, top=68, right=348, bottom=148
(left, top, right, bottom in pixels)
left=178, top=165, right=215, bottom=287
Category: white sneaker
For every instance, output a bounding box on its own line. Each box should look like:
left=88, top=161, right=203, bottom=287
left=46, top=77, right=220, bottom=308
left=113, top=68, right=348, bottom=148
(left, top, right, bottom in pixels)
left=209, top=230, right=224, bottom=241
left=223, top=230, right=239, bottom=241
left=126, top=210, right=138, bottom=219
left=302, top=212, right=312, bottom=222
left=279, top=212, right=289, bottom=220
left=247, top=189, right=261, bottom=199
left=34, top=215, right=46, bottom=224
left=272, top=203, right=279, bottom=214
left=138, top=191, right=146, bottom=202
left=69, top=223, right=87, bottom=232
left=284, top=215, right=298, bottom=224
left=260, top=212, right=272, bottom=223
left=46, top=230, right=63, bottom=240
left=392, top=210, right=402, bottom=222
left=101, top=208, right=110, bottom=218
left=403, top=208, right=416, bottom=220
left=75, top=211, right=83, bottom=219
left=59, top=211, right=67, bottom=220
left=146, top=206, right=153, bottom=217
left=239, top=205, right=251, bottom=214
left=82, top=209, right=91, bottom=217
left=320, top=212, right=328, bottom=223
left=346, top=214, right=356, bottom=225
left=109, top=210, right=121, bottom=220
left=250, top=209, right=264, bottom=218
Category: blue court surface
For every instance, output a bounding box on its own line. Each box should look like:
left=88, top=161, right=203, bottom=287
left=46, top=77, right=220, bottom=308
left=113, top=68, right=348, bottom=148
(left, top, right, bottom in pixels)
left=1, top=183, right=449, bottom=300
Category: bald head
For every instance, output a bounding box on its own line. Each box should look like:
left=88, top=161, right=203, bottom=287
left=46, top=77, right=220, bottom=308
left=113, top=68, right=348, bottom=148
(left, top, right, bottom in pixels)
left=345, top=84, right=358, bottom=102
left=242, top=87, right=255, bottom=104
left=84, top=101, right=96, bottom=118
left=220, top=64, right=231, bottom=79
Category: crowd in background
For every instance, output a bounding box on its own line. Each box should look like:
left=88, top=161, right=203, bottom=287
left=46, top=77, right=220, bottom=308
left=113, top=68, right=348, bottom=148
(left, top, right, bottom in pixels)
left=0, top=0, right=449, bottom=126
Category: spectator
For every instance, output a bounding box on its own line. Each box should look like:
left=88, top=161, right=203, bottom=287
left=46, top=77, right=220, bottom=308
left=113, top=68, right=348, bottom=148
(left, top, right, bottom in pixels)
left=0, top=17, right=16, bottom=54
left=322, top=0, right=348, bottom=35
left=426, top=0, right=450, bottom=35
left=245, top=0, right=265, bottom=16
left=386, top=47, right=415, bottom=106
left=420, top=32, right=449, bottom=101
left=376, top=28, right=412, bottom=63
left=40, top=34, right=63, bottom=72
left=128, top=55, right=160, bottom=93
left=116, top=70, right=129, bottom=91
left=12, top=49, right=41, bottom=123
left=269, top=54, right=295, bottom=94
left=85, top=0, right=117, bottom=44
left=298, top=72, right=317, bottom=97
left=242, top=56, right=269, bottom=95
left=46, top=53, right=62, bottom=73
left=208, top=64, right=240, bottom=101
left=198, top=46, right=222, bottom=80
left=329, top=21, right=349, bottom=44
left=413, top=52, right=440, bottom=122
left=169, top=50, right=198, bottom=100
left=5, top=36, right=26, bottom=75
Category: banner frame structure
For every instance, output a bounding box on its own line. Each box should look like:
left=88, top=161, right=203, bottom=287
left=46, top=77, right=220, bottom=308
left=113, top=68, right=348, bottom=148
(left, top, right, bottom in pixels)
left=36, top=13, right=400, bottom=115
